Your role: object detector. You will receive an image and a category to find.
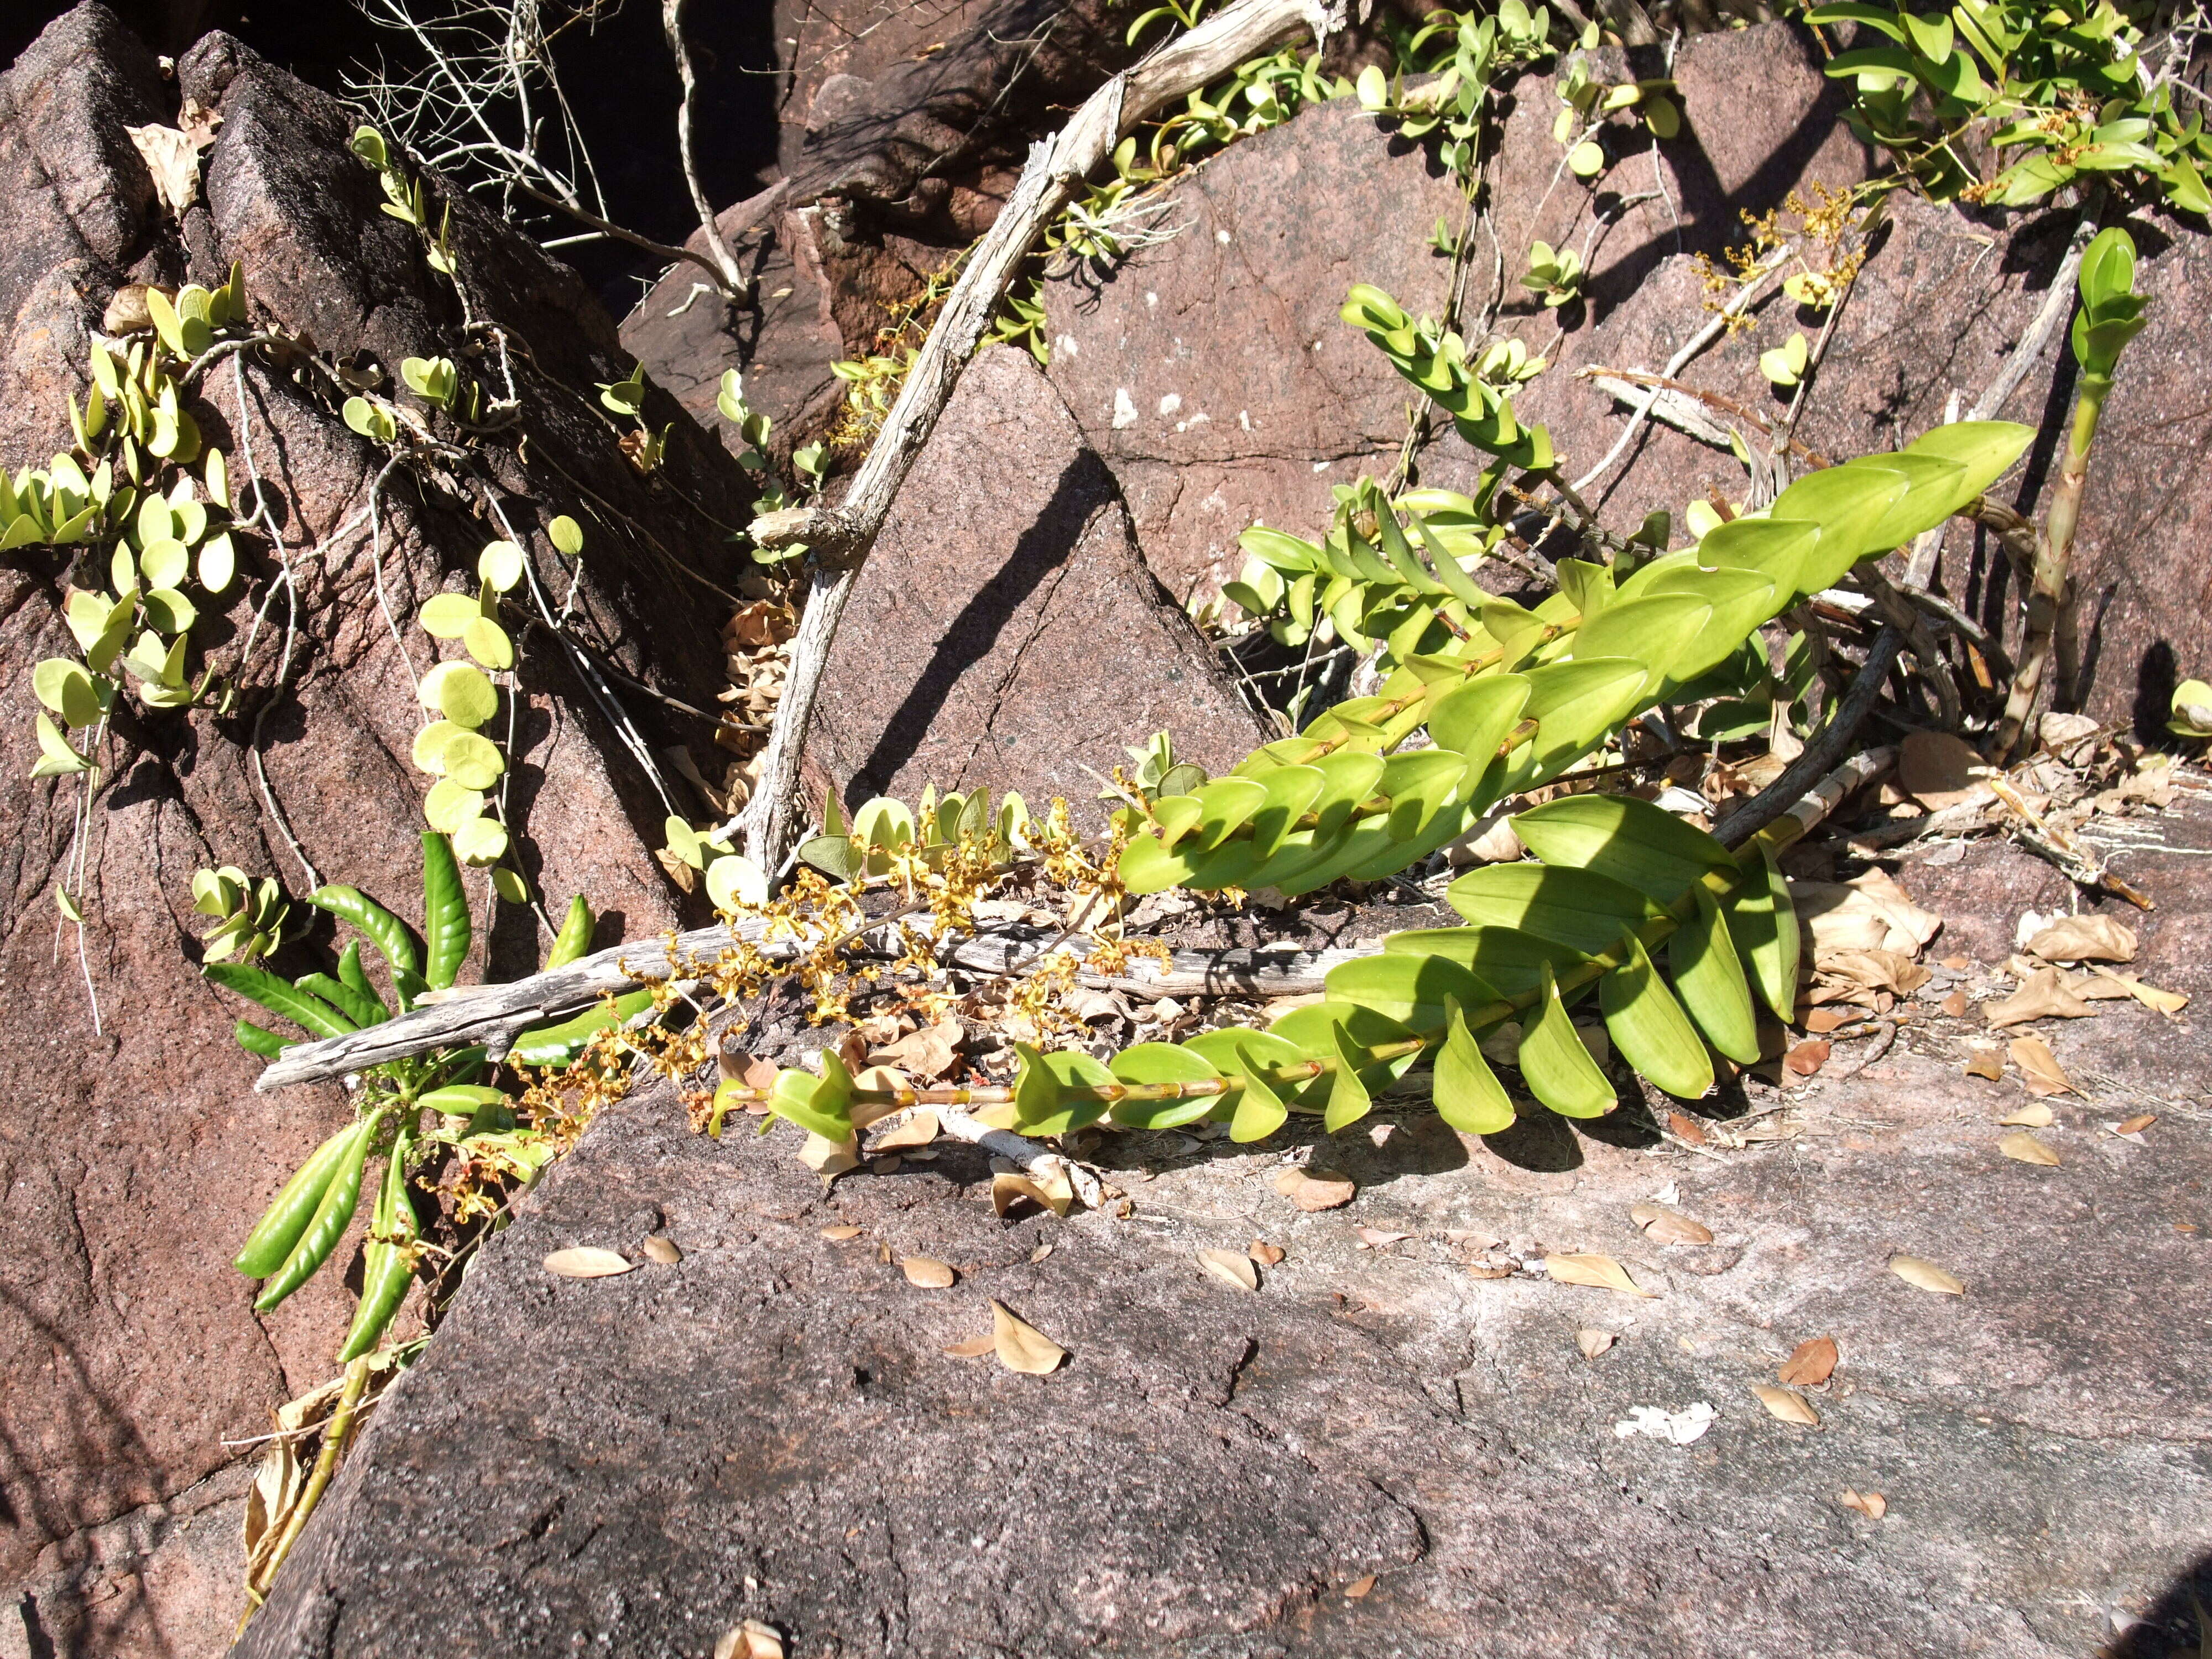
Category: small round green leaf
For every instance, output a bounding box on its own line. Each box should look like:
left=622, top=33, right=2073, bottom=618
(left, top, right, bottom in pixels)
left=419, top=593, right=482, bottom=639
left=440, top=730, right=505, bottom=790
left=425, top=661, right=498, bottom=728
left=197, top=531, right=236, bottom=593
left=34, top=659, right=105, bottom=728
left=452, top=815, right=509, bottom=865
left=477, top=540, right=525, bottom=592
left=547, top=515, right=583, bottom=557
left=423, top=776, right=487, bottom=832
left=462, top=615, right=514, bottom=670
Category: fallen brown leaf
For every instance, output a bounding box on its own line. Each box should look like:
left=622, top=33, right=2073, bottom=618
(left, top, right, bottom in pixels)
left=820, top=1224, right=863, bottom=1241
left=799, top=1133, right=860, bottom=1177
left=901, top=1256, right=956, bottom=1288
left=942, top=1332, right=995, bottom=1358
left=1030, top=1243, right=1055, bottom=1264
left=1630, top=1204, right=1714, bottom=1245
left=1577, top=1327, right=1617, bottom=1359
left=640, top=1235, right=682, bottom=1265
left=1666, top=1110, right=1709, bottom=1146
left=1999, top=1131, right=2061, bottom=1167
left=990, top=1301, right=1066, bottom=1374
left=1999, top=1102, right=2054, bottom=1126
left=1249, top=1240, right=1285, bottom=1267
left=1752, top=1384, right=1820, bottom=1426
left=1353, top=1226, right=1411, bottom=1249
left=1964, top=1048, right=2006, bottom=1082
left=1805, top=1006, right=1851, bottom=1034
left=1197, top=1248, right=1259, bottom=1291
left=714, top=1619, right=785, bottom=1659
left=2024, top=914, right=2137, bottom=964
left=127, top=121, right=213, bottom=217
left=717, top=1046, right=779, bottom=1093
left=1544, top=1253, right=1655, bottom=1298
left=1940, top=954, right=1972, bottom=972
left=2115, top=1113, right=2157, bottom=1137
left=1839, top=1488, right=1887, bottom=1520
left=992, top=1168, right=1073, bottom=1218
left=1778, top=1336, right=1839, bottom=1386
left=1889, top=1254, right=1965, bottom=1295
left=1343, top=1575, right=1376, bottom=1600
left=2007, top=1035, right=2075, bottom=1098
left=1898, top=729, right=1990, bottom=810
left=1276, top=1167, right=1357, bottom=1211
left=873, top=1110, right=940, bottom=1151
left=2085, top=968, right=2188, bottom=1014
left=1785, top=1039, right=1830, bottom=1077
left=873, top=1018, right=964, bottom=1081
left=1985, top=967, right=2096, bottom=1027
left=542, top=1247, right=634, bottom=1279
left=1940, top=989, right=1970, bottom=1018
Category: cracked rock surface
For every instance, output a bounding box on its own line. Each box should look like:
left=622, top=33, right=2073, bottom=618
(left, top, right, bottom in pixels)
left=239, top=822, right=2212, bottom=1657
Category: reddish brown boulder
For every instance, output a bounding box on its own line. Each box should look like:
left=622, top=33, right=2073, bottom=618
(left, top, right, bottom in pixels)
left=1040, top=23, right=1871, bottom=600
left=806, top=346, right=1267, bottom=806
left=0, top=7, right=743, bottom=1651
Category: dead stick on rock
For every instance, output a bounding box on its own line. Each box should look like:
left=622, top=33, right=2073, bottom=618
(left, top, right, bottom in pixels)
left=733, top=0, right=1339, bottom=871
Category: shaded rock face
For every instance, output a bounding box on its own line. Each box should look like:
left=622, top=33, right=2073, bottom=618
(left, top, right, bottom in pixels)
left=0, top=6, right=744, bottom=1648
left=235, top=812, right=2212, bottom=1657
left=806, top=347, right=1267, bottom=806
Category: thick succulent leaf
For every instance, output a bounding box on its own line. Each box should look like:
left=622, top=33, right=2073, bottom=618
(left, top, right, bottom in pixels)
left=1267, top=1002, right=1418, bottom=1103
left=1571, top=592, right=1712, bottom=697
left=1721, top=840, right=1800, bottom=1020
left=1597, top=931, right=1715, bottom=1100
left=1323, top=1023, right=1374, bottom=1133
left=1853, top=452, right=1966, bottom=552
left=1183, top=1027, right=1306, bottom=1079
left=1327, top=950, right=1496, bottom=1030
left=1512, top=794, right=1734, bottom=906
left=1518, top=961, right=1616, bottom=1117
left=1108, top=1042, right=1222, bottom=1129
left=1188, top=776, right=1268, bottom=851
left=1014, top=1043, right=1117, bottom=1135
left=1118, top=831, right=1197, bottom=895
left=1247, top=764, right=1326, bottom=858
left=1228, top=1042, right=1290, bottom=1142
left=1902, top=420, right=2033, bottom=502
left=1445, top=863, right=1660, bottom=955
left=1770, top=465, right=1908, bottom=595
left=1506, top=658, right=1648, bottom=790
left=771, top=1052, right=854, bottom=1141
left=1384, top=925, right=1585, bottom=1000
left=1426, top=672, right=1532, bottom=760
left=1696, top=518, right=1818, bottom=597
left=1151, top=795, right=1204, bottom=852
left=1668, top=885, right=1761, bottom=1063
left=1639, top=567, right=1782, bottom=685
left=1433, top=994, right=1515, bottom=1134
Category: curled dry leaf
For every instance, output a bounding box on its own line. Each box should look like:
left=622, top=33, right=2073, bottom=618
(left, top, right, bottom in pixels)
left=1784, top=1039, right=1830, bottom=1078
left=800, top=1133, right=860, bottom=1177
left=1964, top=1048, right=2005, bottom=1082
left=2024, top=914, right=2137, bottom=964
left=943, top=1332, right=997, bottom=1358
left=1343, top=1575, right=1377, bottom=1600
left=1275, top=1166, right=1357, bottom=1212
left=992, top=1168, right=1073, bottom=1218
left=127, top=121, right=212, bottom=217
left=1666, top=1110, right=1709, bottom=1146
left=1999, top=1131, right=2061, bottom=1167
left=873, top=1110, right=940, bottom=1151
left=718, top=1046, right=779, bottom=1094
left=714, top=1619, right=785, bottom=1659
left=1354, top=1226, right=1412, bottom=1249
left=1030, top=1243, right=1055, bottom=1264
left=1888, top=1254, right=1964, bottom=1295
left=1999, top=1102, right=2054, bottom=1127
left=901, top=1256, right=956, bottom=1289
left=1544, top=1253, right=1655, bottom=1298
left=1249, top=1240, right=1285, bottom=1267
left=1940, top=989, right=1970, bottom=1019
left=542, top=1247, right=634, bottom=1279
left=640, top=1235, right=682, bottom=1265
left=820, top=1224, right=863, bottom=1241
left=1751, top=1384, right=1820, bottom=1426
left=1898, top=729, right=1990, bottom=810
left=1577, top=1327, right=1617, bottom=1359
left=2007, top=1035, right=2075, bottom=1098
left=1630, top=1204, right=1714, bottom=1245
left=1838, top=1488, right=1887, bottom=1520
left=1985, top=967, right=2095, bottom=1028
left=1777, top=1335, right=1839, bottom=1386
left=874, top=1018, right=963, bottom=1081
left=1197, top=1248, right=1259, bottom=1291
left=2086, top=967, right=2188, bottom=1014
left=2114, top=1113, right=2157, bottom=1137
left=990, top=1300, right=1066, bottom=1374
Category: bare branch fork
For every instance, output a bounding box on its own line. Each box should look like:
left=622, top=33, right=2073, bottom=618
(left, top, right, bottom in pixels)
left=733, top=0, right=1343, bottom=870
